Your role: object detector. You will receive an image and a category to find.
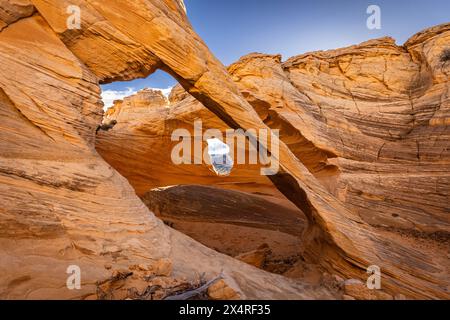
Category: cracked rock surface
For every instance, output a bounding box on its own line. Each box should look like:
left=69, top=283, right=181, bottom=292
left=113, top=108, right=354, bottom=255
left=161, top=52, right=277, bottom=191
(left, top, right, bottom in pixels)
left=0, top=0, right=448, bottom=299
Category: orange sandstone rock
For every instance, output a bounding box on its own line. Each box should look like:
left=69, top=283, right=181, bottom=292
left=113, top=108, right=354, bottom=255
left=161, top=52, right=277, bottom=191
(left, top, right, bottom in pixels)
left=0, top=0, right=448, bottom=300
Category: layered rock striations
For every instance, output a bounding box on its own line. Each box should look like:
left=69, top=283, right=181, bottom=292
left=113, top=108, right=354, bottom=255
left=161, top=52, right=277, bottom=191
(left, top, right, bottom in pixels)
left=141, top=185, right=307, bottom=274
left=0, top=0, right=448, bottom=299
left=229, top=33, right=450, bottom=234
left=0, top=0, right=336, bottom=299
left=104, top=88, right=169, bottom=124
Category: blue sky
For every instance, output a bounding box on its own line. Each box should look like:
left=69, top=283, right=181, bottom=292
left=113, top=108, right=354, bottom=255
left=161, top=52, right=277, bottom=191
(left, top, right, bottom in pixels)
left=101, top=0, right=449, bottom=107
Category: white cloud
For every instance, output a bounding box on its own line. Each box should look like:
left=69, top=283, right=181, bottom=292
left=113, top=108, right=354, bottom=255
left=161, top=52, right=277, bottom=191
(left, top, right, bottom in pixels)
left=101, top=87, right=136, bottom=110
left=159, top=87, right=173, bottom=97
left=101, top=86, right=173, bottom=110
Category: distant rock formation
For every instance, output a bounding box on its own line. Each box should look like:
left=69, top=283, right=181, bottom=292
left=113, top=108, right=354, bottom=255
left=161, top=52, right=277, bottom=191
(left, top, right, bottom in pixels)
left=0, top=0, right=337, bottom=300
left=104, top=89, right=169, bottom=123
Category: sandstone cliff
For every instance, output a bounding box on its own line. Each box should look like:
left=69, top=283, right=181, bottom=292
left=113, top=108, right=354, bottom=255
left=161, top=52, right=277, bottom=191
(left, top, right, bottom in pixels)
left=0, top=0, right=338, bottom=299
left=0, top=0, right=448, bottom=300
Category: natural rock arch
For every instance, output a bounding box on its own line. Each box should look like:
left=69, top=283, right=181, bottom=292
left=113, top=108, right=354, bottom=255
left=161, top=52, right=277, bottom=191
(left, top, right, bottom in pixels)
left=0, top=0, right=448, bottom=299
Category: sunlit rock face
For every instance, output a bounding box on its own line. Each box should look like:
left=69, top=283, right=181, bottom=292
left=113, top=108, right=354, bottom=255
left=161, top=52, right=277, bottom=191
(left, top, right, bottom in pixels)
left=141, top=184, right=307, bottom=274
left=0, top=0, right=336, bottom=300
left=227, top=41, right=450, bottom=235
left=0, top=0, right=448, bottom=300
left=104, top=89, right=169, bottom=124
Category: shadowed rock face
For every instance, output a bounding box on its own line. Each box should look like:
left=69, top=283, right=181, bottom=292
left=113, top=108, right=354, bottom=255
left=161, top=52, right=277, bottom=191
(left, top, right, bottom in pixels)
left=0, top=0, right=448, bottom=300
left=104, top=89, right=169, bottom=124
left=141, top=185, right=307, bottom=272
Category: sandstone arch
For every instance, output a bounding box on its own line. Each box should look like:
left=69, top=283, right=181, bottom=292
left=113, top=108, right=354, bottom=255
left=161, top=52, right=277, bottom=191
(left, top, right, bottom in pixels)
left=0, top=0, right=448, bottom=299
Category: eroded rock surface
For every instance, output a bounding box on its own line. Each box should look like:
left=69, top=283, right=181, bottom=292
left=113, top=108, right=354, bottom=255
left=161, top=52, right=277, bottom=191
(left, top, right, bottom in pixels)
left=0, top=0, right=448, bottom=299
left=0, top=0, right=338, bottom=300
left=104, top=88, right=169, bottom=124
left=141, top=185, right=306, bottom=272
